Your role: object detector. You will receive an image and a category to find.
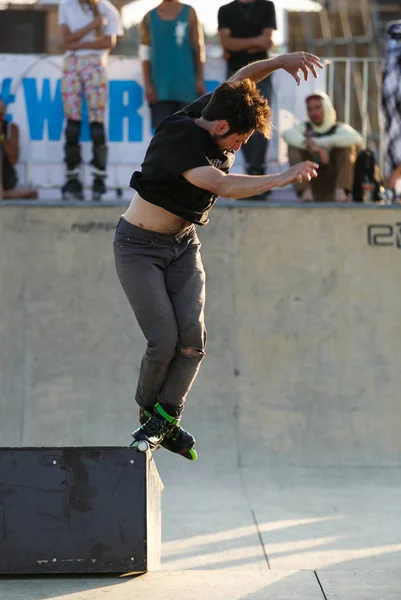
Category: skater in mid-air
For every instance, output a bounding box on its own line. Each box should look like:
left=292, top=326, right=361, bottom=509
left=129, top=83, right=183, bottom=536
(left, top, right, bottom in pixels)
left=113, top=51, right=322, bottom=460
left=58, top=0, right=123, bottom=201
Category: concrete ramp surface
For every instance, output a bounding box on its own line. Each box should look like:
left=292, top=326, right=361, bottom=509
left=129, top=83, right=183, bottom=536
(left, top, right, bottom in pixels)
left=1, top=204, right=401, bottom=599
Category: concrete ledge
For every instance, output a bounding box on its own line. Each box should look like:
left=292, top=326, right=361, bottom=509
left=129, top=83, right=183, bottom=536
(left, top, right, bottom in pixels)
left=1, top=198, right=401, bottom=208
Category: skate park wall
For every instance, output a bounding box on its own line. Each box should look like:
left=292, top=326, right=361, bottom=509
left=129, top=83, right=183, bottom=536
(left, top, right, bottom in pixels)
left=1, top=204, right=401, bottom=468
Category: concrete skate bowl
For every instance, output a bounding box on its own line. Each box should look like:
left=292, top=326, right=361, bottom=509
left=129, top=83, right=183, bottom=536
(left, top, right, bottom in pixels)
left=2, top=203, right=401, bottom=598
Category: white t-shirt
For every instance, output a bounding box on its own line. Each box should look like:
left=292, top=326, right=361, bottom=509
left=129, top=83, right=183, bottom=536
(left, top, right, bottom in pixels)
left=58, top=0, right=123, bottom=59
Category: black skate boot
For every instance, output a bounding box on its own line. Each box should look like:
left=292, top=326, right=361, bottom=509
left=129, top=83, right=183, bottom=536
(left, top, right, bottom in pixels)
left=139, top=407, right=197, bottom=461
left=92, top=168, right=106, bottom=201
left=131, top=403, right=178, bottom=452
left=62, top=169, right=84, bottom=201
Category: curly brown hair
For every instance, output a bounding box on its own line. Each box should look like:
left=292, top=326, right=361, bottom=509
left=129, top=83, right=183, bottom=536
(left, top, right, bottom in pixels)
left=201, top=78, right=272, bottom=139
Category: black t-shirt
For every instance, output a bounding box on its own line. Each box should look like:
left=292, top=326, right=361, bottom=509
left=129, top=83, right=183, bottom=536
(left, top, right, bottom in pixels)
left=218, top=0, right=277, bottom=74
left=130, top=94, right=235, bottom=226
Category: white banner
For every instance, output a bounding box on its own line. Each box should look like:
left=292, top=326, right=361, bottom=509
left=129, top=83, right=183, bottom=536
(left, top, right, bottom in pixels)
left=0, top=54, right=325, bottom=189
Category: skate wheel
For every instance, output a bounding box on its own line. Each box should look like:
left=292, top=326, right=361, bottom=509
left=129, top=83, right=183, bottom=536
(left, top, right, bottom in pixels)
left=137, top=440, right=149, bottom=453
left=130, top=440, right=149, bottom=452
left=186, top=448, right=198, bottom=461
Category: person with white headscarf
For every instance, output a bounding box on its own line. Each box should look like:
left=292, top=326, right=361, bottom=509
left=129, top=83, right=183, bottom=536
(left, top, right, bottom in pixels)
left=282, top=91, right=362, bottom=202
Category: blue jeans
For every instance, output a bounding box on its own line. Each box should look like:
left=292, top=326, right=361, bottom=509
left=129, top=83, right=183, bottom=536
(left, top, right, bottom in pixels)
left=113, top=217, right=206, bottom=417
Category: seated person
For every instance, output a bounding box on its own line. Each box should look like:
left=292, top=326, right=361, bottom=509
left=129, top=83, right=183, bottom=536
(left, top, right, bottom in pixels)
left=0, top=96, right=38, bottom=200
left=282, top=91, right=362, bottom=202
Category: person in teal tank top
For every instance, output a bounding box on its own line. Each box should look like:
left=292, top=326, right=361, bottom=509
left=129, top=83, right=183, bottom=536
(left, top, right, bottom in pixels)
left=139, top=0, right=206, bottom=129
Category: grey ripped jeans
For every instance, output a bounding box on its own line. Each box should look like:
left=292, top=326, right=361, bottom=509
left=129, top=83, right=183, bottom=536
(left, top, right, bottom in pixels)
left=113, top=217, right=206, bottom=417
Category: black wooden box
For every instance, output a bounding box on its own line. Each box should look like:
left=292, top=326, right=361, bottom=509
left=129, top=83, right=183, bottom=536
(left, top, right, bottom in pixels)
left=0, top=447, right=163, bottom=574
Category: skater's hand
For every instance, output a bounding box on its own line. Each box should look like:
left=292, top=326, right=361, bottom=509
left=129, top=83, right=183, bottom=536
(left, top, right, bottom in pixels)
left=280, top=52, right=324, bottom=86
left=278, top=161, right=319, bottom=187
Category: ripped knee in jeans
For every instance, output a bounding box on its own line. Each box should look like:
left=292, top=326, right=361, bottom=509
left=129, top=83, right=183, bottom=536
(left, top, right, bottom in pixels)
left=178, top=346, right=205, bottom=358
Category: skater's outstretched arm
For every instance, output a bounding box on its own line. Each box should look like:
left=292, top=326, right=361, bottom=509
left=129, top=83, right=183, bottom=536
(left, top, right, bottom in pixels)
left=182, top=161, right=319, bottom=200
left=229, top=52, right=323, bottom=86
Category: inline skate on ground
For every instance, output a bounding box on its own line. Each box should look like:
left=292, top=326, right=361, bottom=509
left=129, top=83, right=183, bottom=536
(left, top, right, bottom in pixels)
left=62, top=169, right=84, bottom=201
left=92, top=168, right=106, bottom=201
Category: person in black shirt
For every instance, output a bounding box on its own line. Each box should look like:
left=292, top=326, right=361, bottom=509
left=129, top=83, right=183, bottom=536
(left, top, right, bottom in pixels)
left=218, top=0, right=277, bottom=198
left=113, top=52, right=322, bottom=460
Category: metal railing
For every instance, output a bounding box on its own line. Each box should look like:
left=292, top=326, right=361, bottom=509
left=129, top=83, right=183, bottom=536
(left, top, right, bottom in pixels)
left=323, top=57, right=383, bottom=170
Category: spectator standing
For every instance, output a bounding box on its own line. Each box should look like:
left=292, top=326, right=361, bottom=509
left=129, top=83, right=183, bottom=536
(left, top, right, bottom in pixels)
left=139, top=0, right=206, bottom=130
left=218, top=0, right=277, bottom=198
left=58, top=0, right=123, bottom=201
left=0, top=96, right=38, bottom=200
left=282, top=91, right=362, bottom=202
left=381, top=20, right=401, bottom=194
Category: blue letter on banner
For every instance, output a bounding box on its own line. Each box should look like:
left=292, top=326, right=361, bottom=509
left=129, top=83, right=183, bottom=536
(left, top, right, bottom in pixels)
left=109, top=80, right=143, bottom=142
left=23, top=78, right=64, bottom=141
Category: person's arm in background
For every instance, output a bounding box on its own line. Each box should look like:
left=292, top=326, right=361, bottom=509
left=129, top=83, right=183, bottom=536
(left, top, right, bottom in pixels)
left=247, top=27, right=274, bottom=54
left=0, top=122, right=19, bottom=166
left=311, top=123, right=363, bottom=150
left=218, top=27, right=269, bottom=53
left=60, top=20, right=103, bottom=45
left=189, top=6, right=206, bottom=96
left=282, top=123, right=308, bottom=150
left=139, top=13, right=157, bottom=105
left=388, top=164, right=401, bottom=190
left=66, top=36, right=116, bottom=51
left=248, top=1, right=277, bottom=54
left=284, top=123, right=333, bottom=166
